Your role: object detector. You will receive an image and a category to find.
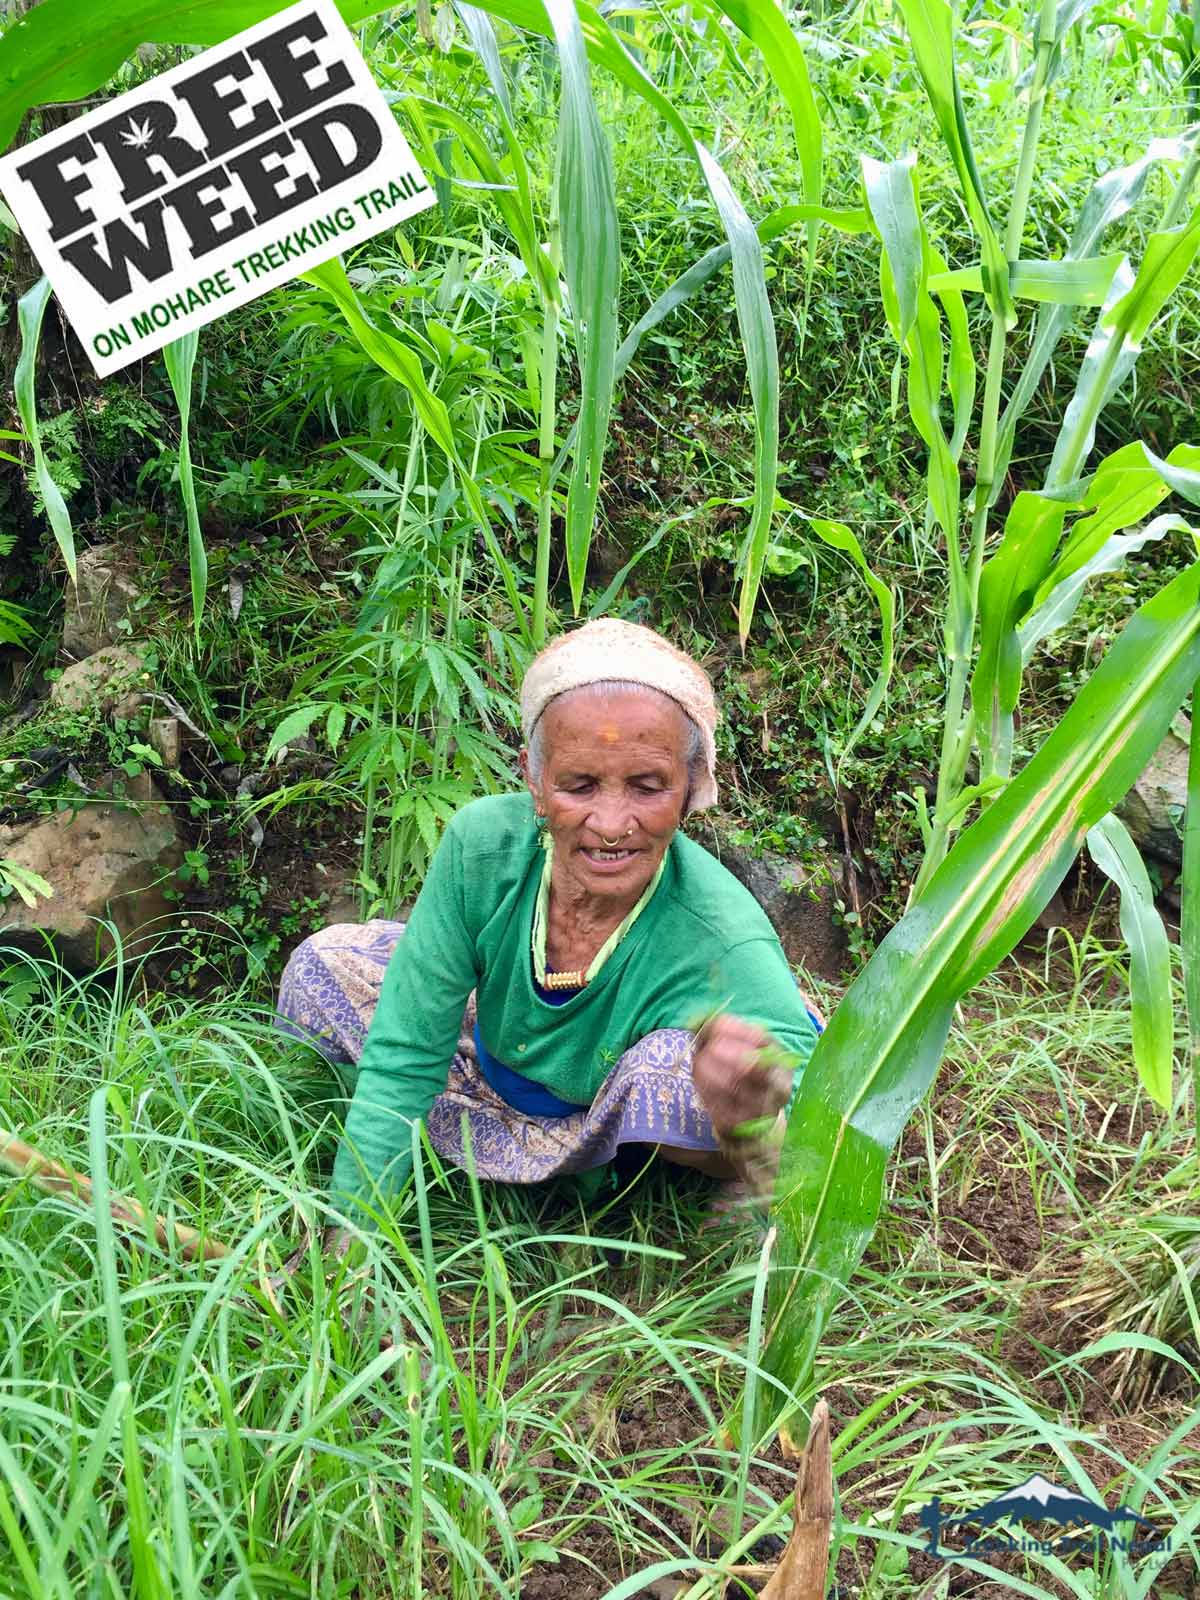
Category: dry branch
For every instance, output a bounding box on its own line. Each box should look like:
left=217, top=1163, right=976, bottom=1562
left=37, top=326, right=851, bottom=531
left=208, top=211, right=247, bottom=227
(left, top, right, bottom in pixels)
left=0, top=1129, right=230, bottom=1261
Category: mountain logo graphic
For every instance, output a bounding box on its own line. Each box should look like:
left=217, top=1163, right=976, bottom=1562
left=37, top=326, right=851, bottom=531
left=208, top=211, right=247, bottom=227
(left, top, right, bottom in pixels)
left=919, top=1475, right=1156, bottom=1558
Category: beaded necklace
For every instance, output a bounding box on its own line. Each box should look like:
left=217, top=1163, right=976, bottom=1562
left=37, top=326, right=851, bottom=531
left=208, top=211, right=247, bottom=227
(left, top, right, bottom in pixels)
left=531, top=832, right=666, bottom=990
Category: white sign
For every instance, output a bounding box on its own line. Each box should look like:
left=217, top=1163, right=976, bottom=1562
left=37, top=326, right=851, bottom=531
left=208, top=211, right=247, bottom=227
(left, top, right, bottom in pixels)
left=0, top=0, right=434, bottom=375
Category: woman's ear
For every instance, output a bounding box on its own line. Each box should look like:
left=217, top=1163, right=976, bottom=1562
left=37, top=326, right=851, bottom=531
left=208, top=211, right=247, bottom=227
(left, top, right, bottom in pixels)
left=519, top=748, right=539, bottom=810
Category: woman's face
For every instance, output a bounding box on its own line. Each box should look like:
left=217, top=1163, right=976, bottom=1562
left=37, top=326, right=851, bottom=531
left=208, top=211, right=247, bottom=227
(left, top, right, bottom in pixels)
left=523, top=688, right=691, bottom=907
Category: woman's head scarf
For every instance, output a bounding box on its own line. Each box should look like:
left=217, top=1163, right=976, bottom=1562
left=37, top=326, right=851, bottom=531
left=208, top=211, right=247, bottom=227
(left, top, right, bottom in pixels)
left=520, top=618, right=719, bottom=813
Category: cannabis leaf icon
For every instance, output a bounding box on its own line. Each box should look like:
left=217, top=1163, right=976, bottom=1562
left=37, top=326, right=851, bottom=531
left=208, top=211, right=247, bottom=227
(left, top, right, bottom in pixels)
left=118, top=116, right=154, bottom=150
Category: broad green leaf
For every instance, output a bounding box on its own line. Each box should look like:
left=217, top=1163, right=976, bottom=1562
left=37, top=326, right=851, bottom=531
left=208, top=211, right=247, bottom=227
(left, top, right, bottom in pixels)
left=14, top=277, right=75, bottom=582
left=161, top=330, right=206, bottom=637
left=765, top=558, right=1200, bottom=1431
left=929, top=253, right=1125, bottom=305
left=864, top=156, right=959, bottom=545
left=265, top=705, right=329, bottom=764
left=1086, top=814, right=1174, bottom=1108
left=894, top=0, right=1014, bottom=327
left=863, top=154, right=922, bottom=343
left=692, top=146, right=778, bottom=648
left=1040, top=440, right=1200, bottom=599
left=700, top=0, right=822, bottom=279
left=1105, top=209, right=1200, bottom=345
left=996, top=135, right=1193, bottom=492
left=1019, top=515, right=1193, bottom=662
left=805, top=518, right=895, bottom=780
left=0, top=0, right=410, bottom=151
left=0, top=861, right=54, bottom=909
left=545, top=0, right=620, bottom=615
left=1049, top=210, right=1200, bottom=487
left=971, top=491, right=1070, bottom=778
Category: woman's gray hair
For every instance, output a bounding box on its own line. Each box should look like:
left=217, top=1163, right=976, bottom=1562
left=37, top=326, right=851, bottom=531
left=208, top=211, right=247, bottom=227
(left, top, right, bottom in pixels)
left=526, top=680, right=706, bottom=805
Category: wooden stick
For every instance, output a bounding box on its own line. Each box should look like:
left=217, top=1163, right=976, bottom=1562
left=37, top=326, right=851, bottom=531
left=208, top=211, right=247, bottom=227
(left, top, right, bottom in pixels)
left=0, top=1130, right=231, bottom=1262
left=761, top=1398, right=833, bottom=1600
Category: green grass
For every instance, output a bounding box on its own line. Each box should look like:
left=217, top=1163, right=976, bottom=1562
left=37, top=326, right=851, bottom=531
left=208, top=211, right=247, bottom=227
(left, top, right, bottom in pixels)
left=0, top=933, right=1197, bottom=1598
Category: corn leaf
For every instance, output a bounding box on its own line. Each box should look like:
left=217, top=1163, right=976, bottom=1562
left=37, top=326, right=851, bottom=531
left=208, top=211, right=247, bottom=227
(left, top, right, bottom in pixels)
left=863, top=155, right=960, bottom=545
left=765, top=559, right=1200, bottom=1432
left=1105, top=208, right=1200, bottom=345
left=1037, top=440, right=1200, bottom=601
left=692, top=144, right=778, bottom=648
left=929, top=254, right=1125, bottom=305
left=14, top=277, right=76, bottom=583
left=161, top=331, right=206, bottom=637
left=0, top=0, right=421, bottom=152
left=703, top=0, right=820, bottom=215
left=1085, top=814, right=1175, bottom=1109
left=930, top=248, right=975, bottom=460
left=996, top=135, right=1194, bottom=491
left=1019, top=514, right=1194, bottom=661
left=971, top=491, right=1071, bottom=778
left=544, top=0, right=620, bottom=614
left=894, top=0, right=1014, bottom=327
left=1049, top=209, right=1200, bottom=487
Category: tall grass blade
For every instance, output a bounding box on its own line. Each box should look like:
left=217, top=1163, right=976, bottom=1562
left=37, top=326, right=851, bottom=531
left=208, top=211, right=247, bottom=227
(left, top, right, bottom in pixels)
left=764, top=559, right=1200, bottom=1436
left=805, top=518, right=895, bottom=780
left=162, top=331, right=206, bottom=638
left=545, top=0, right=620, bottom=614
left=894, top=0, right=1014, bottom=327
left=302, top=256, right=531, bottom=644
left=14, top=278, right=76, bottom=583
left=88, top=1088, right=163, bottom=1599
left=1085, top=814, right=1174, bottom=1108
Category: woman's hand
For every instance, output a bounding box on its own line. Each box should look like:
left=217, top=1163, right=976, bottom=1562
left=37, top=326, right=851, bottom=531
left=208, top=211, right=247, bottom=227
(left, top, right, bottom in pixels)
left=691, top=1013, right=795, bottom=1199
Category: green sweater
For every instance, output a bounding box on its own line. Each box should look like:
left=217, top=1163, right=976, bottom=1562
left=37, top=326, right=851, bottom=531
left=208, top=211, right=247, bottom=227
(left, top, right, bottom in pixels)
left=330, top=792, right=819, bottom=1210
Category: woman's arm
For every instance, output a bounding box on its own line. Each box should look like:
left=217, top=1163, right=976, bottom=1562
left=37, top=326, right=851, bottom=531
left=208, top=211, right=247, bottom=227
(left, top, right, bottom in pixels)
left=329, top=819, right=480, bottom=1221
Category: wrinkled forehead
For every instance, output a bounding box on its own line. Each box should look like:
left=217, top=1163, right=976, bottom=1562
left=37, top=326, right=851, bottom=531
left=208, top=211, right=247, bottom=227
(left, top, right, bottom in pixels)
left=539, top=684, right=690, bottom=755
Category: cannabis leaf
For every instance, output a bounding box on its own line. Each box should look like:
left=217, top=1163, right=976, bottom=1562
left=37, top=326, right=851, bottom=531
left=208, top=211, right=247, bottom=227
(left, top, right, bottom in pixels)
left=119, top=116, right=154, bottom=150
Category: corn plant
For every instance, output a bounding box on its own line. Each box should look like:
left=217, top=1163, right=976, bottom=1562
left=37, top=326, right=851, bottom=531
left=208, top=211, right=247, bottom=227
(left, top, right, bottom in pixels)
left=762, top=0, right=1200, bottom=1444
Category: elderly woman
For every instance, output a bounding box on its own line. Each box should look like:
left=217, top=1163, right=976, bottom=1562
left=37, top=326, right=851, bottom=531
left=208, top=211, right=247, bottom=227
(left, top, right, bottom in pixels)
left=276, top=619, right=823, bottom=1223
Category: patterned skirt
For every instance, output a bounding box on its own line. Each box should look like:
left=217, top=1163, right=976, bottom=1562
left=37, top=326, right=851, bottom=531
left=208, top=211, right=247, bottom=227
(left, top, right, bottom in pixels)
left=275, top=920, right=724, bottom=1185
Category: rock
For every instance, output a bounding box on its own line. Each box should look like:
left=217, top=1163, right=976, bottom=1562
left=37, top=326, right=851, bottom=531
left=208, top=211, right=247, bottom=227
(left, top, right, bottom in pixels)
left=61, top=544, right=142, bottom=660
left=148, top=716, right=182, bottom=769
left=0, top=776, right=181, bottom=968
left=1115, top=718, right=1189, bottom=865
left=700, top=831, right=847, bottom=983
left=50, top=645, right=147, bottom=721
